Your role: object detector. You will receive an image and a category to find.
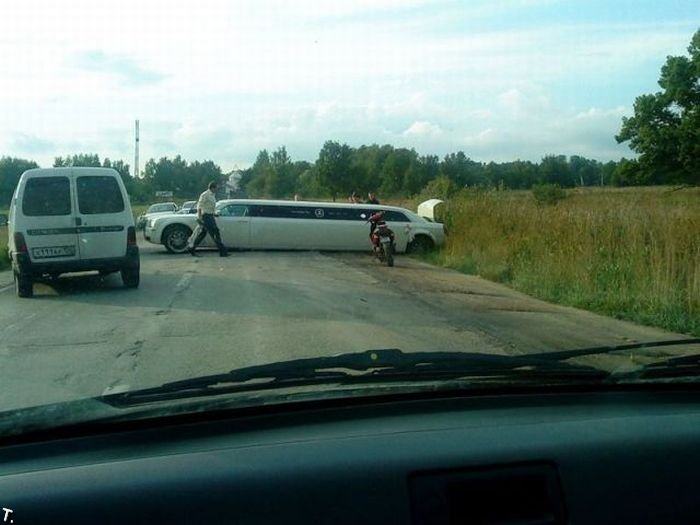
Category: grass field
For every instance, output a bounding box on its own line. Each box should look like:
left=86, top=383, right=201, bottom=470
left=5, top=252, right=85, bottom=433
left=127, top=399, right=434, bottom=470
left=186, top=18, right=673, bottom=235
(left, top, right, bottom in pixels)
left=421, top=186, right=700, bottom=336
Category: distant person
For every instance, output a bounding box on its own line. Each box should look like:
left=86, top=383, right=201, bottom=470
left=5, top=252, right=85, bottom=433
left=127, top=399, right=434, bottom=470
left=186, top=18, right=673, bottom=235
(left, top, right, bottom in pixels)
left=188, top=181, right=228, bottom=257
left=348, top=191, right=360, bottom=204
left=294, top=193, right=300, bottom=201
left=366, top=192, right=380, bottom=205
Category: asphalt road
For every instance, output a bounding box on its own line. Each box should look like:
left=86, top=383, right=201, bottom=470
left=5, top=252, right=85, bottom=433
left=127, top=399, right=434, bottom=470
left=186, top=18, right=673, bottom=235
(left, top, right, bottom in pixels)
left=0, top=238, right=694, bottom=411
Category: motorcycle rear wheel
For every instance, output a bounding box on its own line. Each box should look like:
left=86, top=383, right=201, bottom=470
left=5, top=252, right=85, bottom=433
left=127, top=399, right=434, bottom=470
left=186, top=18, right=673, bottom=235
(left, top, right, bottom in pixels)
left=385, top=243, right=394, bottom=267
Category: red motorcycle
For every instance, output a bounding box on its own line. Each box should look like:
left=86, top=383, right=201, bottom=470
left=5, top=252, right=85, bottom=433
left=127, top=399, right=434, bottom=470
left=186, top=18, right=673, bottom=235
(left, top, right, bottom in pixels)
left=366, top=211, right=395, bottom=267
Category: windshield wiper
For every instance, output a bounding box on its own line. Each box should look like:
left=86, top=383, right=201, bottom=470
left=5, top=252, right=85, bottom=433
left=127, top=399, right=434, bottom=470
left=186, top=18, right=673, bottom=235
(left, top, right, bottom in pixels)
left=104, top=338, right=700, bottom=407
left=105, top=348, right=607, bottom=406
left=609, top=352, right=700, bottom=382
left=533, top=338, right=700, bottom=362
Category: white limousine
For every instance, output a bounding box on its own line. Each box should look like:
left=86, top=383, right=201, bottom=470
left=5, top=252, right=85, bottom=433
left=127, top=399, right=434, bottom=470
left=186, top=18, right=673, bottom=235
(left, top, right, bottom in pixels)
left=143, top=199, right=445, bottom=254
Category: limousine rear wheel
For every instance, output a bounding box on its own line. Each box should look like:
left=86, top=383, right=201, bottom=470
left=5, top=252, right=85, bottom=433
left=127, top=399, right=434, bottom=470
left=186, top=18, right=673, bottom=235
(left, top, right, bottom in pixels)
left=163, top=224, right=192, bottom=254
left=408, top=235, right=434, bottom=255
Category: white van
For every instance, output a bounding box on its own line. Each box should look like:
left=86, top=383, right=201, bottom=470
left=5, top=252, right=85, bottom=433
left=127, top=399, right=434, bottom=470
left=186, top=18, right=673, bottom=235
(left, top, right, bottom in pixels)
left=7, top=167, right=140, bottom=297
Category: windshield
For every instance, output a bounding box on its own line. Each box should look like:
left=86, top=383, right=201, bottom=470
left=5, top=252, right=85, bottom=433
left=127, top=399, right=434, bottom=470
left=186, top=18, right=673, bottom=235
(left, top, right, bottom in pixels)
left=0, top=1, right=698, bottom=434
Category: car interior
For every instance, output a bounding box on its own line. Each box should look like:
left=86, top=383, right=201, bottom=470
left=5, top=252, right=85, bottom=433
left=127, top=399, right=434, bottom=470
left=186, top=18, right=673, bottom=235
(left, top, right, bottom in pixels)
left=2, top=386, right=700, bottom=524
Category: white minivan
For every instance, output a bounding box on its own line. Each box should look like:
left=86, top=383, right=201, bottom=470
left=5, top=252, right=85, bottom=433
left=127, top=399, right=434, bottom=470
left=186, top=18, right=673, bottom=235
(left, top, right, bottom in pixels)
left=7, top=167, right=140, bottom=297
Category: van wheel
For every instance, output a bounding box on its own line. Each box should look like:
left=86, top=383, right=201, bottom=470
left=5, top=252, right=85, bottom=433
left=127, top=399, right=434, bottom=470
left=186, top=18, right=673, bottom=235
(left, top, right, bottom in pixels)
left=163, top=225, right=192, bottom=254
left=121, top=266, right=140, bottom=288
left=407, top=235, right=434, bottom=254
left=15, top=272, right=33, bottom=298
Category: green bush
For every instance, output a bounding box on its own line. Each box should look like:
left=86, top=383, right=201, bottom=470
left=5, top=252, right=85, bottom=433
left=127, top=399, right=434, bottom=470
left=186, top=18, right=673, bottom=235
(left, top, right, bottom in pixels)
left=419, top=176, right=459, bottom=201
left=532, top=183, right=567, bottom=206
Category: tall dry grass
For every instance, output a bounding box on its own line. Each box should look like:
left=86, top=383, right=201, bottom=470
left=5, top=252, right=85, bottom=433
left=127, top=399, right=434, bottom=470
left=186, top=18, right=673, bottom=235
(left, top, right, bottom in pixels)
left=429, top=186, right=700, bottom=336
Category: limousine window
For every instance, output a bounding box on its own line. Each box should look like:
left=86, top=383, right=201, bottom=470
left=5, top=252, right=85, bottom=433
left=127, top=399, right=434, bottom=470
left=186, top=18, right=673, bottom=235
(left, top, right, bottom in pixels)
left=247, top=205, right=411, bottom=222
left=77, top=176, right=125, bottom=215
left=219, top=204, right=249, bottom=217
left=381, top=210, right=409, bottom=222
left=292, top=207, right=316, bottom=218
left=355, top=209, right=409, bottom=222
left=22, top=176, right=72, bottom=216
left=250, top=205, right=316, bottom=219
left=322, top=208, right=361, bottom=221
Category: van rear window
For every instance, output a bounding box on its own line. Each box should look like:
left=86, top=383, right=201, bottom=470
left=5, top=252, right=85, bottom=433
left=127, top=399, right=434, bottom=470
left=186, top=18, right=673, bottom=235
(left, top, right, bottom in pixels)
left=22, top=177, right=72, bottom=216
left=77, top=176, right=125, bottom=214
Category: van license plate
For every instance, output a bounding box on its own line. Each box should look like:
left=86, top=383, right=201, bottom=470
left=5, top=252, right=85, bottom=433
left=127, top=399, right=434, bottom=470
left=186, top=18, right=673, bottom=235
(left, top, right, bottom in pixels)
left=32, top=246, right=76, bottom=259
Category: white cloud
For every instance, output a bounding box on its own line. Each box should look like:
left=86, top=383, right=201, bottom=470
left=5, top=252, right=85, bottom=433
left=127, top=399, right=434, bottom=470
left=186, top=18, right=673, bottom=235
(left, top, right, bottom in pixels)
left=403, top=121, right=443, bottom=137
left=455, top=103, right=634, bottom=162
left=574, top=106, right=627, bottom=120
left=71, top=51, right=165, bottom=86
left=464, top=128, right=498, bottom=147
left=8, top=133, right=55, bottom=154
left=469, top=109, right=494, bottom=120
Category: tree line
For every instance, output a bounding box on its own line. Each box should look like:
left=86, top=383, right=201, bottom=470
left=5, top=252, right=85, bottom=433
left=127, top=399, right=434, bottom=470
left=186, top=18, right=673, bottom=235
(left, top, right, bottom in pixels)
left=0, top=145, right=689, bottom=209
left=239, top=145, right=630, bottom=201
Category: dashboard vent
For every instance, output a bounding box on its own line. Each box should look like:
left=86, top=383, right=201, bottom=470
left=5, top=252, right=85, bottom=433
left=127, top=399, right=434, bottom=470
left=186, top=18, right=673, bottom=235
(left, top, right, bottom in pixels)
left=410, top=463, right=566, bottom=525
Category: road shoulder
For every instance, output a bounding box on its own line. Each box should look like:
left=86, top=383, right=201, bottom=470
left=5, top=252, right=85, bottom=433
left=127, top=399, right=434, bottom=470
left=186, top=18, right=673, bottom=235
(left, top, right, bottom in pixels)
left=328, top=252, right=688, bottom=354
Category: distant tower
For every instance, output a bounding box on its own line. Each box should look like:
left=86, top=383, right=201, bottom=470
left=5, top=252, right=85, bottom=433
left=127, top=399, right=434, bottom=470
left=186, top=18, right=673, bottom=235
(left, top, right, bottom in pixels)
left=134, top=119, right=140, bottom=178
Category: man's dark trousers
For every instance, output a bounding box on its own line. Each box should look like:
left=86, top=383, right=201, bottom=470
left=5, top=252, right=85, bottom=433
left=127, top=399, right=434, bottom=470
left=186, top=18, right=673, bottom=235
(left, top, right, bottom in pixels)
left=192, top=213, right=227, bottom=255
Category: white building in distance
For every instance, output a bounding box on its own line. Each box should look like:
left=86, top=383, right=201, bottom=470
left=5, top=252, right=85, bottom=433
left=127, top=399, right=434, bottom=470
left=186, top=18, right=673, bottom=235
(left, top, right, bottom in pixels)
left=226, top=170, right=244, bottom=197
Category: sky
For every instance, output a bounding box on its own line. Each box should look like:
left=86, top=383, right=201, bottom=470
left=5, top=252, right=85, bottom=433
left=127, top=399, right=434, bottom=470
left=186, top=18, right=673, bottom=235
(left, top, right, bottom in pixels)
left=0, top=0, right=697, bottom=172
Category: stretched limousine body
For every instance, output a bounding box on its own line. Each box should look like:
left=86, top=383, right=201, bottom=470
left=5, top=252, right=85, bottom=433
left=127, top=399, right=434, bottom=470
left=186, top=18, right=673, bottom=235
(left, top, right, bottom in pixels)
left=143, top=199, right=445, bottom=254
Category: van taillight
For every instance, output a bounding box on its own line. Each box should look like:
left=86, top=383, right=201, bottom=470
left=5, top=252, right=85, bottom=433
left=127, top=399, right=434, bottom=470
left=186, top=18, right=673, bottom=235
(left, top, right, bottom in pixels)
left=127, top=226, right=136, bottom=246
left=13, top=232, right=28, bottom=253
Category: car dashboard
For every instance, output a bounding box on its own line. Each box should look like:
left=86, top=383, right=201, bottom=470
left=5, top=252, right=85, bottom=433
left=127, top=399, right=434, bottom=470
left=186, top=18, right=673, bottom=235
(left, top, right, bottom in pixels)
left=0, top=389, right=699, bottom=524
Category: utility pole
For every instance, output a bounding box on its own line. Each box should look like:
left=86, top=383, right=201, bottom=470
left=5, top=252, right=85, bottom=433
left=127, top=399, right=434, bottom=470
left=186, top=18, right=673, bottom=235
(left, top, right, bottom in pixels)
left=134, top=119, right=140, bottom=178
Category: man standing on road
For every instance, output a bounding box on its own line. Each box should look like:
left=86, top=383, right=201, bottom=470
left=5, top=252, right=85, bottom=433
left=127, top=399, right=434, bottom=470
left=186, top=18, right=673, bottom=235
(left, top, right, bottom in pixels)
left=366, top=192, right=380, bottom=205
left=188, top=181, right=229, bottom=257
